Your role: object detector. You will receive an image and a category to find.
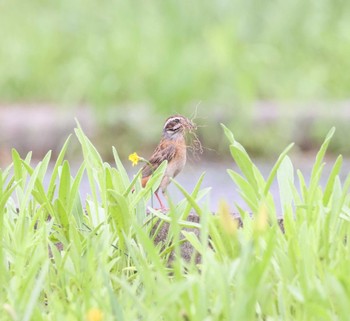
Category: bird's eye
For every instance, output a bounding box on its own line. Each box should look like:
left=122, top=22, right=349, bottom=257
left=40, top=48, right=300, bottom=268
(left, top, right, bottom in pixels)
left=174, top=119, right=180, bottom=123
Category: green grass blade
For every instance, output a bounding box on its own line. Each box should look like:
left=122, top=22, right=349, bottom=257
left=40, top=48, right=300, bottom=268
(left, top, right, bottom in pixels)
left=124, top=168, right=142, bottom=197
left=75, top=120, right=103, bottom=167
left=229, top=145, right=260, bottom=191
left=0, top=180, right=19, bottom=214
left=227, top=169, right=259, bottom=212
left=148, top=208, right=201, bottom=229
left=74, top=121, right=104, bottom=211
left=181, top=172, right=206, bottom=220
left=103, top=272, right=125, bottom=321
left=108, top=190, right=131, bottom=228
left=297, top=169, right=308, bottom=204
left=36, top=150, right=52, bottom=182
left=130, top=161, right=167, bottom=208
left=22, top=261, right=49, bottom=321
left=221, top=123, right=235, bottom=144
left=181, top=231, right=204, bottom=254
left=113, top=146, right=130, bottom=189
left=58, top=160, right=71, bottom=209
left=68, top=162, right=86, bottom=215
left=47, top=135, right=71, bottom=202
left=309, top=127, right=335, bottom=188
left=171, top=179, right=203, bottom=216
left=264, top=143, right=294, bottom=196
left=277, top=156, right=295, bottom=212
left=323, top=155, right=342, bottom=206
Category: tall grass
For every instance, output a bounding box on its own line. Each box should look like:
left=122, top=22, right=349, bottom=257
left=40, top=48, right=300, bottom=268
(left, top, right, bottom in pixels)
left=1, top=124, right=350, bottom=320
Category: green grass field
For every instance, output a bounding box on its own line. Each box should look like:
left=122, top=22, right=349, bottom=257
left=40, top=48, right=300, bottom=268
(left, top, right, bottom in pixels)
left=1, top=124, right=350, bottom=320
left=1, top=0, right=350, bottom=108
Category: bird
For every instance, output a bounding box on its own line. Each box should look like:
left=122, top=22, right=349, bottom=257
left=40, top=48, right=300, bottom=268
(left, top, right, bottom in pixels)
left=141, top=115, right=195, bottom=210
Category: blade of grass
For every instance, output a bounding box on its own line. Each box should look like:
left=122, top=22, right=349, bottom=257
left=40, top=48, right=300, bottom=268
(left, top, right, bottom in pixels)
left=22, top=261, right=49, bottom=321
left=58, top=160, right=71, bottom=209
left=47, top=135, right=71, bottom=202
left=130, top=161, right=167, bottom=208
left=323, top=155, right=342, bottom=206
left=171, top=179, right=203, bottom=216
left=68, top=162, right=86, bottom=215
left=113, top=147, right=131, bottom=189
left=181, top=172, right=206, bottom=220
left=264, top=143, right=294, bottom=196
left=310, top=127, right=335, bottom=185
left=277, top=156, right=295, bottom=212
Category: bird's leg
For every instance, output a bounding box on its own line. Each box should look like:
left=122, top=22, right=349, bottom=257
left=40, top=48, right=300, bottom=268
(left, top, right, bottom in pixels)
left=154, top=190, right=167, bottom=211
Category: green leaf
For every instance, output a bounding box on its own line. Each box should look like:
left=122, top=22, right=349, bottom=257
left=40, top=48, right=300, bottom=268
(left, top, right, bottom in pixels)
left=12, top=149, right=25, bottom=189
left=277, top=156, right=295, bottom=212
left=22, top=261, right=49, bottom=321
left=58, top=160, right=71, bottom=209
left=124, top=168, right=142, bottom=197
left=306, top=127, right=335, bottom=204
left=20, top=160, right=43, bottom=209
left=227, top=169, right=259, bottom=212
left=75, top=121, right=103, bottom=167
left=36, top=150, right=52, bottom=182
left=108, top=190, right=132, bottom=251
left=181, top=172, right=206, bottom=220
left=171, top=179, right=203, bottom=216
left=297, top=169, right=308, bottom=204
left=113, top=147, right=130, bottom=189
left=108, top=190, right=130, bottom=220
left=75, top=121, right=104, bottom=211
left=264, top=143, right=294, bottom=196
left=181, top=231, right=203, bottom=254
left=229, top=145, right=260, bottom=191
left=310, top=127, right=335, bottom=184
left=130, top=161, right=167, bottom=208
left=221, top=123, right=235, bottom=144
left=54, top=198, right=69, bottom=232
left=222, top=123, right=265, bottom=190
left=323, top=155, right=342, bottom=206
left=0, top=179, right=19, bottom=216
left=21, top=160, right=55, bottom=217
left=68, top=162, right=86, bottom=215
left=48, top=135, right=71, bottom=202
left=103, top=271, right=125, bottom=321
left=148, top=208, right=201, bottom=229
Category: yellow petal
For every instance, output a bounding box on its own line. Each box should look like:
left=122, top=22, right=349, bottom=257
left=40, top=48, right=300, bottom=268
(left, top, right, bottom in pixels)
left=128, top=152, right=140, bottom=166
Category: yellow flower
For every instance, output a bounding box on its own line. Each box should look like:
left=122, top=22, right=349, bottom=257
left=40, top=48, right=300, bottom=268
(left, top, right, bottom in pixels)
left=86, top=308, right=103, bottom=321
left=129, top=152, right=141, bottom=166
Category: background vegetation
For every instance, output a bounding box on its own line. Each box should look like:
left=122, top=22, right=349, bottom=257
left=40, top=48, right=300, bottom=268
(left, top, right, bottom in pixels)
left=1, top=0, right=350, bottom=156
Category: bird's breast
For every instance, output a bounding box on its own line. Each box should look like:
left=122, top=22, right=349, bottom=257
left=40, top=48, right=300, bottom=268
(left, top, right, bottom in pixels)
left=165, top=142, right=187, bottom=178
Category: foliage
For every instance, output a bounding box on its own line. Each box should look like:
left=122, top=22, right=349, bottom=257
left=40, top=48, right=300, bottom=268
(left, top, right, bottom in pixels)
left=1, top=124, right=350, bottom=320
left=1, top=0, right=350, bottom=110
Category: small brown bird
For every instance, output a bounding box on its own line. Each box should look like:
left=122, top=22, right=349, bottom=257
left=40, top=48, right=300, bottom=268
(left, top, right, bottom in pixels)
left=141, top=115, right=195, bottom=210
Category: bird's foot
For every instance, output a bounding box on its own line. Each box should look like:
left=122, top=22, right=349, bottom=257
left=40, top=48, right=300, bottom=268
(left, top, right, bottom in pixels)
left=153, top=207, right=169, bottom=212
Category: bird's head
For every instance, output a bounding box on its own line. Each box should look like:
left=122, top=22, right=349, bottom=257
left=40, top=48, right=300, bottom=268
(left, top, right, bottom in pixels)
left=162, top=115, right=195, bottom=139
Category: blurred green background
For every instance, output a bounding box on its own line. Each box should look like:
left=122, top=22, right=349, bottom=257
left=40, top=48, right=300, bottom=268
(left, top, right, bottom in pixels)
left=1, top=0, right=350, bottom=160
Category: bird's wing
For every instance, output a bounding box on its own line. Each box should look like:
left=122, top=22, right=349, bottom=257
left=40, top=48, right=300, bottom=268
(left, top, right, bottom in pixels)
left=141, top=141, right=176, bottom=178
